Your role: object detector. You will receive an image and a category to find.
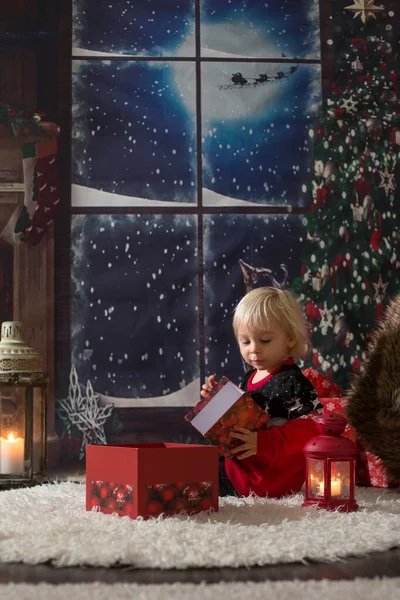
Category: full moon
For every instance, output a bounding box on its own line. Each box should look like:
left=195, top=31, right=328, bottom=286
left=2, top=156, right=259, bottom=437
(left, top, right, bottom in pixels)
left=173, top=23, right=290, bottom=120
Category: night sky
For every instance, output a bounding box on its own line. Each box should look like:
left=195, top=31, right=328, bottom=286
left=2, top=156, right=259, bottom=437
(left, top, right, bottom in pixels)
left=204, top=214, right=304, bottom=384
left=73, top=0, right=319, bottom=59
left=71, top=214, right=199, bottom=398
left=70, top=0, right=321, bottom=405
left=72, top=60, right=197, bottom=203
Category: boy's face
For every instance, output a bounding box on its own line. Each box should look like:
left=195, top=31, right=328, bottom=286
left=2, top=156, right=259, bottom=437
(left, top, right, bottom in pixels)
left=237, top=322, right=295, bottom=374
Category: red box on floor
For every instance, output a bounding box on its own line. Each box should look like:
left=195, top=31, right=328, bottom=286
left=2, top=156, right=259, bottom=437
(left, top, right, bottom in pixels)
left=86, top=443, right=219, bottom=519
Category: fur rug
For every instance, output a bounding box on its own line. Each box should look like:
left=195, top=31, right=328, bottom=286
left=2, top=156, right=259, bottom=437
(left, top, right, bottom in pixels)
left=0, top=482, right=399, bottom=569
left=347, top=293, right=400, bottom=481
left=1, top=579, right=400, bottom=600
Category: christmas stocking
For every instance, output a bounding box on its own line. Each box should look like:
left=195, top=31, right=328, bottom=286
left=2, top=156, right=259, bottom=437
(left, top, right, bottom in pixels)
left=14, top=139, right=60, bottom=245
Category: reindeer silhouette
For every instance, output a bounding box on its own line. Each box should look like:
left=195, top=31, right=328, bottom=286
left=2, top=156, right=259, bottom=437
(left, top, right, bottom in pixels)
left=239, top=259, right=289, bottom=294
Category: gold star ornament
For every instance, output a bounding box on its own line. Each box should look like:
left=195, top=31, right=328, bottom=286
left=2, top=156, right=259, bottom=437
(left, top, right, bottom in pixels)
left=345, top=0, right=384, bottom=23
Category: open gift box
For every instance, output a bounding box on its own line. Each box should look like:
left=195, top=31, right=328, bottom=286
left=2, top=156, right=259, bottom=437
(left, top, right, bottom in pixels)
left=86, top=442, right=219, bottom=519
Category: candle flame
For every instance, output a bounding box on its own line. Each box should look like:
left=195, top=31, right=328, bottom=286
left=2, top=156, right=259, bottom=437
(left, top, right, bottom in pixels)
left=7, top=433, right=16, bottom=442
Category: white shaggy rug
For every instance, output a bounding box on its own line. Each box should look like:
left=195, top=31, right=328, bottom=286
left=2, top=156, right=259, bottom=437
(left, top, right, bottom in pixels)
left=0, top=482, right=399, bottom=569
left=1, top=580, right=400, bottom=600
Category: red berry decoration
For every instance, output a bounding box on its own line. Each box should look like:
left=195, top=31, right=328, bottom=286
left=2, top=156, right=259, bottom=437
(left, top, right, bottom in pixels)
left=146, top=500, right=164, bottom=516
left=104, top=498, right=118, bottom=510
left=124, top=502, right=134, bottom=514
left=162, top=488, right=175, bottom=503
left=91, top=497, right=101, bottom=508
left=200, top=497, right=213, bottom=511
left=99, top=485, right=109, bottom=500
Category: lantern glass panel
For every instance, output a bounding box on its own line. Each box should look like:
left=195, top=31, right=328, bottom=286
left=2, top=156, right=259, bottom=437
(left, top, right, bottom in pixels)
left=307, top=457, right=325, bottom=498
left=0, top=387, right=25, bottom=476
left=329, top=460, right=350, bottom=500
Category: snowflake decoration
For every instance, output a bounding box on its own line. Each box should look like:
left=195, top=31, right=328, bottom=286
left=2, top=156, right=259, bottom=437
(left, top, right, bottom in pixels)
left=340, top=95, right=358, bottom=114
left=319, top=302, right=334, bottom=336
left=378, top=167, right=396, bottom=196
left=57, top=364, right=114, bottom=459
left=373, top=274, right=388, bottom=302
left=345, top=0, right=384, bottom=23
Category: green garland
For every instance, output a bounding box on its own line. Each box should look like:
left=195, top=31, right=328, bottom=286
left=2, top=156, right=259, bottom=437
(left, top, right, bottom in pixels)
left=0, top=103, right=45, bottom=136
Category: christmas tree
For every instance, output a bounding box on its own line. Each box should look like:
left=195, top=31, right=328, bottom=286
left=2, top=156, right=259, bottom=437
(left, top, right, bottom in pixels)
left=292, top=3, right=400, bottom=389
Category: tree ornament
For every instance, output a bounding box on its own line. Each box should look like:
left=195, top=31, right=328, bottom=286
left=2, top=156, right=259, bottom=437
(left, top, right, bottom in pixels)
left=341, top=95, right=358, bottom=114
left=351, top=357, right=361, bottom=373
left=334, top=316, right=350, bottom=347
left=306, top=300, right=321, bottom=321
left=378, top=167, right=396, bottom=195
left=365, top=117, right=382, bottom=139
left=380, top=88, right=397, bottom=105
left=312, top=273, right=322, bottom=291
left=370, top=229, right=382, bottom=251
left=373, top=275, right=388, bottom=302
left=352, top=203, right=364, bottom=222
left=319, top=303, right=334, bottom=336
left=321, top=261, right=330, bottom=284
left=345, top=1, right=384, bottom=24
left=352, top=58, right=363, bottom=72
left=339, top=225, right=350, bottom=242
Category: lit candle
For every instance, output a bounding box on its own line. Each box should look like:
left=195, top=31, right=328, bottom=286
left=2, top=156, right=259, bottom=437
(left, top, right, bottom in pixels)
left=318, top=478, right=342, bottom=497
left=0, top=433, right=24, bottom=474
left=330, top=478, right=342, bottom=497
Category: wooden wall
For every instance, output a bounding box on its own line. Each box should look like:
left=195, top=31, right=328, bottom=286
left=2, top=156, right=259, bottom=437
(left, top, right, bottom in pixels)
left=0, top=0, right=71, bottom=466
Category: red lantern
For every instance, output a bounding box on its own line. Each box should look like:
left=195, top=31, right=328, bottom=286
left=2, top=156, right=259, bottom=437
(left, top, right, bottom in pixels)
left=302, top=414, right=358, bottom=512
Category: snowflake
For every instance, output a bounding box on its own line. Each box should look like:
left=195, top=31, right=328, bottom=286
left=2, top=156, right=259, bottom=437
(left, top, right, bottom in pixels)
left=326, top=402, right=335, bottom=411
left=340, top=95, right=358, bottom=114
left=57, top=364, right=114, bottom=459
left=378, top=167, right=396, bottom=196
left=319, top=302, right=334, bottom=335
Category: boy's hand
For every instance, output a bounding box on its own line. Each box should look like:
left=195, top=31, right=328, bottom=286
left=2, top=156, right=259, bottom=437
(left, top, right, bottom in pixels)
left=200, top=374, right=216, bottom=397
left=230, top=426, right=257, bottom=459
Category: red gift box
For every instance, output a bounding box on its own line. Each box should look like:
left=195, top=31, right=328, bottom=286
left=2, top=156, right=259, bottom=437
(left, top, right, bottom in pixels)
left=320, top=397, right=397, bottom=488
left=185, top=376, right=268, bottom=459
left=357, top=450, right=398, bottom=488
left=86, top=443, right=219, bottom=519
left=302, top=368, right=343, bottom=398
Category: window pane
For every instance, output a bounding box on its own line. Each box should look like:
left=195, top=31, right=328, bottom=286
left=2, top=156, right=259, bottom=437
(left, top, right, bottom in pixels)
left=71, top=214, right=199, bottom=403
left=73, top=0, right=195, bottom=57
left=201, top=0, right=320, bottom=60
left=72, top=61, right=197, bottom=206
left=201, top=62, right=321, bottom=207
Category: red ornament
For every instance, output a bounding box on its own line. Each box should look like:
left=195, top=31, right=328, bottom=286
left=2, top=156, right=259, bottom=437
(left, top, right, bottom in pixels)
left=146, top=500, right=164, bottom=516
left=352, top=357, right=361, bottom=373
left=303, top=414, right=358, bottom=512
left=162, top=488, right=176, bottom=503
left=103, top=498, right=118, bottom=510
left=376, top=303, right=384, bottom=320
left=312, top=352, right=321, bottom=367
left=91, top=497, right=101, bottom=508
left=316, top=188, right=328, bottom=208
left=370, top=229, right=381, bottom=251
left=354, top=180, right=372, bottom=203
left=99, top=485, right=109, bottom=500
left=306, top=300, right=321, bottom=321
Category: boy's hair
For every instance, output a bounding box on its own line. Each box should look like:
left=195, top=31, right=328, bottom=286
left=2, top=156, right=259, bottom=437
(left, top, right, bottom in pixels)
left=232, top=286, right=307, bottom=358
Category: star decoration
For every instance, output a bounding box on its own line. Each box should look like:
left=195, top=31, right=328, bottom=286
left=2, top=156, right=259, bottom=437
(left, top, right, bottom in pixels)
left=345, top=1, right=384, bottom=24
left=340, top=95, right=358, bottom=114
left=373, top=275, right=388, bottom=302
left=57, top=364, right=114, bottom=459
left=378, top=167, right=396, bottom=195
left=319, top=302, right=334, bottom=336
